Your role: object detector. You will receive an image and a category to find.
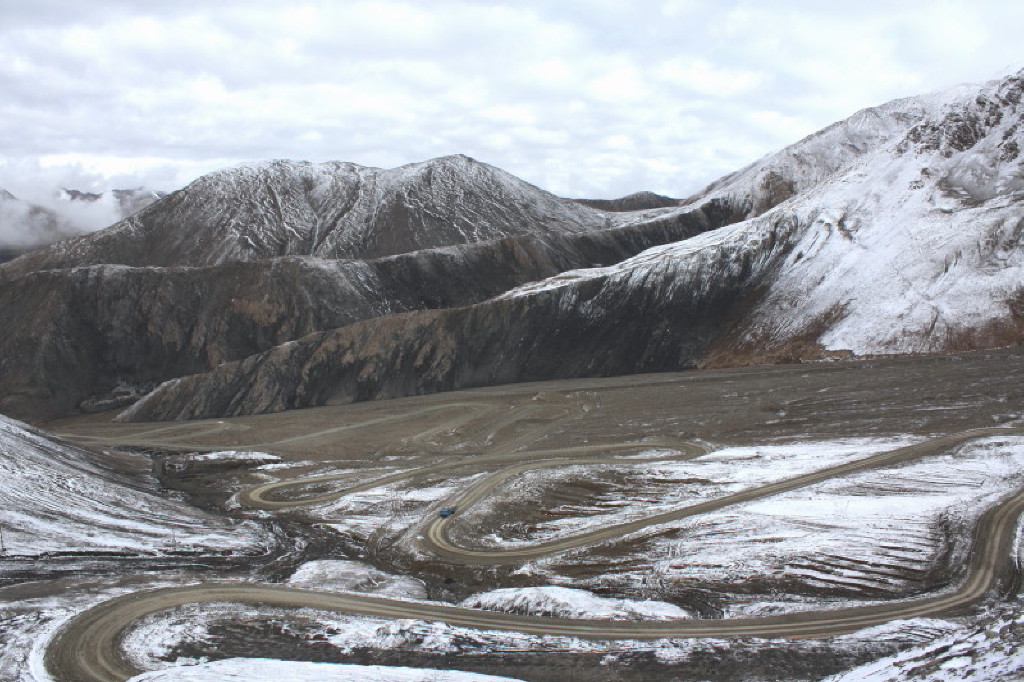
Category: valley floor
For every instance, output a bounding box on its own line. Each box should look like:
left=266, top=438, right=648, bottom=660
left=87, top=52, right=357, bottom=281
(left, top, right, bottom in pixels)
left=4, top=348, right=1024, bottom=681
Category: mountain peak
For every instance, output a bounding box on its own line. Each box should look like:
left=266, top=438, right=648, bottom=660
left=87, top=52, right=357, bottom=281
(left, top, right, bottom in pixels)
left=0, top=154, right=606, bottom=274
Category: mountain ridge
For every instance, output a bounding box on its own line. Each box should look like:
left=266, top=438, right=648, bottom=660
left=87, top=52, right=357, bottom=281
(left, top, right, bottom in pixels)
left=0, top=155, right=610, bottom=280
left=119, top=70, right=1024, bottom=422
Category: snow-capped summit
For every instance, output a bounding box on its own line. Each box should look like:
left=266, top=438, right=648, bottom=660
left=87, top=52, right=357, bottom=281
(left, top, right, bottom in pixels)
left=2, top=155, right=608, bottom=275
left=502, top=70, right=1024, bottom=362
left=685, top=83, right=980, bottom=220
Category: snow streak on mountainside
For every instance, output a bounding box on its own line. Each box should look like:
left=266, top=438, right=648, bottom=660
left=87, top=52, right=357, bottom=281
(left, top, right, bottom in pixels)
left=0, top=155, right=608, bottom=277
left=0, top=415, right=265, bottom=557
left=121, top=70, right=1024, bottom=421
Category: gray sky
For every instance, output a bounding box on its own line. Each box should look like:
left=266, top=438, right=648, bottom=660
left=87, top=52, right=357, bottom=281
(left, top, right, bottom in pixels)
left=1, top=0, right=1022, bottom=209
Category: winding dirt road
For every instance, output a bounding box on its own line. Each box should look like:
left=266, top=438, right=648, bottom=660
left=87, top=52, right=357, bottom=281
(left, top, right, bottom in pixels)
left=44, top=426, right=1024, bottom=682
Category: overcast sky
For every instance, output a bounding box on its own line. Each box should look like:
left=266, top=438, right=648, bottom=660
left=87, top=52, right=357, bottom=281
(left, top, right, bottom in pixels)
left=1, top=0, right=1022, bottom=208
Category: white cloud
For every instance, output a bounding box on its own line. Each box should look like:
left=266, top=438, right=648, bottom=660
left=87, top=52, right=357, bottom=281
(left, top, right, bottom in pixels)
left=0, top=0, right=1022, bottom=205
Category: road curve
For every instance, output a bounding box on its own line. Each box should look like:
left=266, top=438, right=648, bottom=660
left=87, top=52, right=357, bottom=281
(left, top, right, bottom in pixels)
left=425, top=428, right=1024, bottom=564
left=239, top=436, right=706, bottom=510
left=45, top=428, right=1024, bottom=682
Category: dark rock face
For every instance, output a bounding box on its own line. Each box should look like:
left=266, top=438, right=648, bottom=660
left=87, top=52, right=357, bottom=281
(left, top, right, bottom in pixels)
left=0, top=206, right=718, bottom=420
left=121, top=214, right=797, bottom=422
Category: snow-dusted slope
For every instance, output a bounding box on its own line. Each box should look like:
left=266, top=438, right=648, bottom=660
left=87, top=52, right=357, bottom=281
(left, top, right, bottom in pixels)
left=0, top=415, right=265, bottom=557
left=704, top=71, right=1024, bottom=360
left=1, top=155, right=608, bottom=275
left=121, top=70, right=1024, bottom=421
left=684, top=85, right=976, bottom=220
left=506, top=70, right=1024, bottom=361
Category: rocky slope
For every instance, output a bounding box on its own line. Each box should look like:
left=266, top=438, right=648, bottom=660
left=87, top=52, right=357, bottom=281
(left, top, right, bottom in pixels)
left=0, top=196, right=719, bottom=421
left=121, top=71, right=1024, bottom=421
left=0, top=155, right=609, bottom=279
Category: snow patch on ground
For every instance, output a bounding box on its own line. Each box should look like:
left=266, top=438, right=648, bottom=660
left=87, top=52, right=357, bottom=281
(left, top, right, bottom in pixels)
left=182, top=451, right=282, bottom=464
left=128, top=659, right=526, bottom=681
left=460, top=586, right=692, bottom=620
left=470, top=437, right=917, bottom=549
left=605, top=436, right=1024, bottom=610
left=825, top=605, right=1024, bottom=681
left=288, top=560, right=426, bottom=599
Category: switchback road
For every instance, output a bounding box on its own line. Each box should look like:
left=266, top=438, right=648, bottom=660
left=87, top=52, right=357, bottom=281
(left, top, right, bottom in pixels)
left=44, top=427, right=1024, bottom=682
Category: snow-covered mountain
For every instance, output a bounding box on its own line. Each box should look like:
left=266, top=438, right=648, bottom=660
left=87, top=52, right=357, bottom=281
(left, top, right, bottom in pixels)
left=1, top=155, right=610, bottom=278
left=120, top=70, right=1024, bottom=421
left=681, top=85, right=978, bottom=220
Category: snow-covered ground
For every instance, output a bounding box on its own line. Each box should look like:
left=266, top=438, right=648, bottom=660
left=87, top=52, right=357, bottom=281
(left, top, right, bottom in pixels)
left=0, top=415, right=267, bottom=556
left=462, top=438, right=918, bottom=548
left=534, top=435, right=1024, bottom=612
left=460, top=586, right=692, bottom=620
left=826, top=605, right=1024, bottom=681
left=288, top=560, right=427, bottom=600
left=129, top=660, right=526, bottom=682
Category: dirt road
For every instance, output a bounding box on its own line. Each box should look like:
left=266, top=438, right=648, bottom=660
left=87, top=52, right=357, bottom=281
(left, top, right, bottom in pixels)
left=44, top=427, right=1024, bottom=682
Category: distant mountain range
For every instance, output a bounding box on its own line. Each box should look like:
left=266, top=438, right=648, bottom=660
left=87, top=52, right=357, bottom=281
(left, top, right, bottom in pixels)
left=2, top=70, right=1021, bottom=422
left=0, top=186, right=165, bottom=262
left=58, top=186, right=167, bottom=219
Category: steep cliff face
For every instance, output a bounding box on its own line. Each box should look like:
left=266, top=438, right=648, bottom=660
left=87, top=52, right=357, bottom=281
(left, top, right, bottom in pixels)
left=121, top=71, right=1024, bottom=422
left=0, top=155, right=608, bottom=279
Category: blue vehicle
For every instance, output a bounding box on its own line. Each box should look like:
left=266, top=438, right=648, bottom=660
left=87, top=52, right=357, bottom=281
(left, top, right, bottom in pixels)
left=438, top=506, right=458, bottom=518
